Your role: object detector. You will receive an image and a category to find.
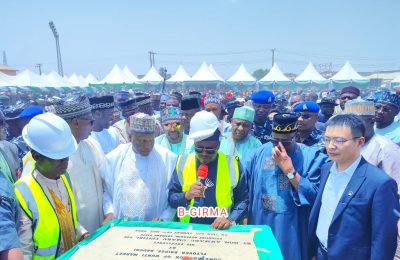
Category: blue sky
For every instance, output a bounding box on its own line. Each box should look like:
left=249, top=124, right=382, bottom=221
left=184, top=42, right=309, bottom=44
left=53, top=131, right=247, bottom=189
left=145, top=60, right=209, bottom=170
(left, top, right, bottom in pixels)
left=1, top=0, right=399, bottom=79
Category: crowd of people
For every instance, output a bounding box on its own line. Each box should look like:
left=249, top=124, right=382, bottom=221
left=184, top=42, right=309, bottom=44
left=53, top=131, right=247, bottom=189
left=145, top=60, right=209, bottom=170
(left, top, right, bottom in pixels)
left=0, top=85, right=400, bottom=260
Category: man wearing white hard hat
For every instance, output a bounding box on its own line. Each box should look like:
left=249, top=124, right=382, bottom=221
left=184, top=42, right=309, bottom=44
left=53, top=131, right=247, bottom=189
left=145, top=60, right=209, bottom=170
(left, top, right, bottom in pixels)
left=22, top=95, right=107, bottom=234
left=168, top=111, right=248, bottom=229
left=101, top=113, right=177, bottom=223
left=15, top=113, right=89, bottom=259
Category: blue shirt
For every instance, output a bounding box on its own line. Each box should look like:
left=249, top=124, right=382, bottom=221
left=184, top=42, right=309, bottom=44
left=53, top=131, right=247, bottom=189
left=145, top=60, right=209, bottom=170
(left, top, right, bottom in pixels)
left=0, top=173, right=20, bottom=252
left=316, top=156, right=362, bottom=248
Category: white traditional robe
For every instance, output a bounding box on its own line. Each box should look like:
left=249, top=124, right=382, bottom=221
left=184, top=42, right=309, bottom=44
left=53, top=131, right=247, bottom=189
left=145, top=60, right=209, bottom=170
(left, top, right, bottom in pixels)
left=111, top=119, right=129, bottom=144
left=101, top=143, right=177, bottom=221
left=360, top=134, right=400, bottom=186
left=90, top=127, right=120, bottom=154
left=68, top=138, right=106, bottom=233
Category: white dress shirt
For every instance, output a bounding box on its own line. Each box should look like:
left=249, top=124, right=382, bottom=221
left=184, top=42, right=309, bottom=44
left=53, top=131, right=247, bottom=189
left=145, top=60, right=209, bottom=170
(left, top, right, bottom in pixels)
left=316, top=155, right=362, bottom=248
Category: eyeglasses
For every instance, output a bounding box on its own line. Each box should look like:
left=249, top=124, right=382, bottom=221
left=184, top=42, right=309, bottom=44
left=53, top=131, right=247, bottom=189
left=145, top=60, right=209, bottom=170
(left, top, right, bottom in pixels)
left=271, top=137, right=294, bottom=145
left=194, top=146, right=218, bottom=154
left=296, top=113, right=313, bottom=120
left=322, top=136, right=361, bottom=146
left=162, top=122, right=181, bottom=130
left=340, top=95, right=356, bottom=101
left=375, top=104, right=393, bottom=113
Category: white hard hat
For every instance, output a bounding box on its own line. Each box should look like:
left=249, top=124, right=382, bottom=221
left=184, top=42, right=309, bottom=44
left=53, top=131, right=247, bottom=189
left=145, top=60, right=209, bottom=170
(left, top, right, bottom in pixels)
left=189, top=111, right=220, bottom=143
left=22, top=113, right=78, bottom=160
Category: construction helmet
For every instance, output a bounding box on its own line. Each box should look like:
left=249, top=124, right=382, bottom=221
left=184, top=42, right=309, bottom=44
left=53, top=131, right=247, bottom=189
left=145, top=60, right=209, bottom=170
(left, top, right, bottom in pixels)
left=22, top=113, right=78, bottom=160
left=189, top=111, right=220, bottom=143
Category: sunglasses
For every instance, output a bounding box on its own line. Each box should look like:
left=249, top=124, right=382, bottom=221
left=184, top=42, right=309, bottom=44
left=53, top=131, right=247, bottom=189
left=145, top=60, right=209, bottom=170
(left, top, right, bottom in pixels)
left=194, top=146, right=218, bottom=154
left=162, top=122, right=181, bottom=130
left=271, top=137, right=294, bottom=145
left=296, top=113, right=312, bottom=120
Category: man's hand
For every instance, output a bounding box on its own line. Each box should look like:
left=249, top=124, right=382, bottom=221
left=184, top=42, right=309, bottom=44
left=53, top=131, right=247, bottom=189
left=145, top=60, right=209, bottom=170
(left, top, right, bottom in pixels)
left=101, top=213, right=116, bottom=226
left=272, top=142, right=295, bottom=174
left=211, top=217, right=232, bottom=230
left=184, top=182, right=205, bottom=201
left=79, top=232, right=90, bottom=241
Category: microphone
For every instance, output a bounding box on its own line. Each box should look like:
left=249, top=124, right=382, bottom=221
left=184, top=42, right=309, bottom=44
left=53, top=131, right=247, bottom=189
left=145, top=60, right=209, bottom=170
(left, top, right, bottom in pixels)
left=193, top=164, right=208, bottom=207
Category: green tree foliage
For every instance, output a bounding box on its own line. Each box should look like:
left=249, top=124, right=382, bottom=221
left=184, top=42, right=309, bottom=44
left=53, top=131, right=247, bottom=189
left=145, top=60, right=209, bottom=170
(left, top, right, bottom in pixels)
left=252, top=68, right=269, bottom=80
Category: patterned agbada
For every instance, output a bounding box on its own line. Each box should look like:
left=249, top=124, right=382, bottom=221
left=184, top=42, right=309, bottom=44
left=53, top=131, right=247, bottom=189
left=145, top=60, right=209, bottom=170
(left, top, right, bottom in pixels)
left=243, top=143, right=328, bottom=260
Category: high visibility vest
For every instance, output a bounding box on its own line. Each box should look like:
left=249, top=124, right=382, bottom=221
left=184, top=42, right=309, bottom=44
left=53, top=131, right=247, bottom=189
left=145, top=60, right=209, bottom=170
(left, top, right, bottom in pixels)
left=175, top=151, right=239, bottom=223
left=14, top=172, right=78, bottom=260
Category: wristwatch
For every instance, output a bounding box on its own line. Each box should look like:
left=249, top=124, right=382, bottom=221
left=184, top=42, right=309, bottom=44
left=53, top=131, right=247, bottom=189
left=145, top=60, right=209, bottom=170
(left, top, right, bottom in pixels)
left=286, top=170, right=296, bottom=180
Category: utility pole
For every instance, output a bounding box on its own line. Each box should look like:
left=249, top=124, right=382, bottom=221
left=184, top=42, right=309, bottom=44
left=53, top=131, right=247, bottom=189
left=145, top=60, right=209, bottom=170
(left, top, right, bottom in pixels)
left=2, top=51, right=7, bottom=65
left=271, top=48, right=276, bottom=67
left=49, top=21, right=64, bottom=76
left=35, top=63, right=42, bottom=75
left=148, top=51, right=156, bottom=68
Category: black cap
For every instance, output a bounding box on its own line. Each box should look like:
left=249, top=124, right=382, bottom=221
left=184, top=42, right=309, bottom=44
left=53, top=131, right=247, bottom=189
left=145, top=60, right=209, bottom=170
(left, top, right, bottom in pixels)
left=272, top=113, right=298, bottom=134
left=89, top=96, right=115, bottom=111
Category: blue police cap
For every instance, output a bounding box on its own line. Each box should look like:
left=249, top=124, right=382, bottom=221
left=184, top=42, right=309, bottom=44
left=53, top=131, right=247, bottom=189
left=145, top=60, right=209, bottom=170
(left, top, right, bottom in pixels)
left=293, top=101, right=320, bottom=113
left=251, top=90, right=275, bottom=104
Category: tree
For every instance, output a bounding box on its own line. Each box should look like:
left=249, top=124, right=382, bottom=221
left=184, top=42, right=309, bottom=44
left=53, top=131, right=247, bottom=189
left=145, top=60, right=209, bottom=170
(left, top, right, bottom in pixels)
left=252, top=68, right=269, bottom=80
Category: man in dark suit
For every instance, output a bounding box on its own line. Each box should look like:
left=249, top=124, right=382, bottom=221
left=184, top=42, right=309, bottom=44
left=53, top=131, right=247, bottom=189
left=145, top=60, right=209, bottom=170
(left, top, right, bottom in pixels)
left=308, top=114, right=399, bottom=260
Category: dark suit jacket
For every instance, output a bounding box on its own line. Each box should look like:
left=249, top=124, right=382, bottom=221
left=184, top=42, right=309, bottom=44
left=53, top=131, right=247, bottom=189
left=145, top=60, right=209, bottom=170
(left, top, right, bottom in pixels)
left=0, top=140, right=19, bottom=181
left=308, top=157, right=399, bottom=260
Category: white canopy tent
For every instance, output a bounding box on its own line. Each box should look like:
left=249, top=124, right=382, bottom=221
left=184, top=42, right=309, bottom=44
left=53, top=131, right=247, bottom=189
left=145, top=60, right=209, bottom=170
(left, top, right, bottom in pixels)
left=137, top=66, right=164, bottom=84
left=167, top=65, right=192, bottom=83
left=208, top=64, right=224, bottom=81
left=12, top=69, right=48, bottom=87
left=330, top=61, right=369, bottom=84
left=122, top=66, right=139, bottom=82
left=190, top=62, right=222, bottom=83
left=391, top=74, right=400, bottom=84
left=68, top=73, right=88, bottom=87
left=295, top=62, right=328, bottom=85
left=102, top=64, right=134, bottom=84
left=0, top=71, right=16, bottom=87
left=226, top=64, right=256, bottom=85
left=84, top=73, right=99, bottom=84
left=259, top=63, right=291, bottom=85
left=43, top=71, right=73, bottom=88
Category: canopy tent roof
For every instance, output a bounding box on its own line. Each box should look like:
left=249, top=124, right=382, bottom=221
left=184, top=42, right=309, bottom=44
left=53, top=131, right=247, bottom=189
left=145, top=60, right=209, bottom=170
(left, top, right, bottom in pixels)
left=12, top=69, right=48, bottom=87
left=295, top=62, right=328, bottom=84
left=122, top=66, right=139, bottom=82
left=84, top=73, right=99, bottom=84
left=43, top=71, right=73, bottom=87
left=0, top=71, right=16, bottom=87
left=208, top=64, right=224, bottom=81
left=137, top=66, right=164, bottom=84
left=259, top=63, right=291, bottom=85
left=68, top=73, right=88, bottom=87
left=102, top=64, right=134, bottom=84
left=330, top=61, right=369, bottom=84
left=227, top=64, right=256, bottom=83
left=190, top=62, right=222, bottom=82
left=392, top=74, right=400, bottom=84
left=167, top=65, right=192, bottom=82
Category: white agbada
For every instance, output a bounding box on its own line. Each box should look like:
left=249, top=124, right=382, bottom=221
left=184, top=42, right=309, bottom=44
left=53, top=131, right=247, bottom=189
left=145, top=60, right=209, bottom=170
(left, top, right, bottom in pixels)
left=90, top=127, right=120, bottom=154
left=360, top=134, right=400, bottom=186
left=68, top=138, right=106, bottom=233
left=102, top=143, right=177, bottom=221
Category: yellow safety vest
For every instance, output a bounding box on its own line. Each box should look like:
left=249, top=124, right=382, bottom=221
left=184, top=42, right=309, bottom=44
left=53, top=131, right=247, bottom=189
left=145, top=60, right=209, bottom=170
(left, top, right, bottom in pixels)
left=14, top=172, right=78, bottom=260
left=176, top=151, right=239, bottom=223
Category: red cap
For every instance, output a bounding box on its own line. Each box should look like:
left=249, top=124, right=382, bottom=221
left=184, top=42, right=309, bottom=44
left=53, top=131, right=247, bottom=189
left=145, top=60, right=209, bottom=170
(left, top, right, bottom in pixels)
left=197, top=164, right=208, bottom=179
